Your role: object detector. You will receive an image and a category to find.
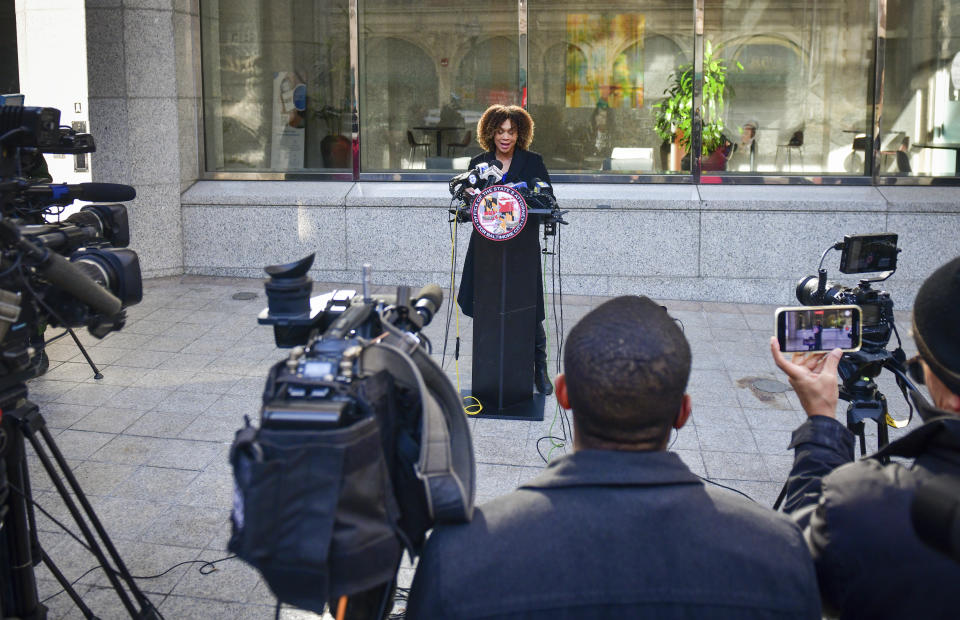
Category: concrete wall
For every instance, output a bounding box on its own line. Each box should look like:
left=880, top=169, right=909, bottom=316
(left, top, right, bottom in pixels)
left=181, top=181, right=960, bottom=308
left=85, top=0, right=201, bottom=278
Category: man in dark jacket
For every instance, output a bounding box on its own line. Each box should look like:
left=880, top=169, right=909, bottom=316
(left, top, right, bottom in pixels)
left=771, top=255, right=960, bottom=619
left=407, top=296, right=820, bottom=619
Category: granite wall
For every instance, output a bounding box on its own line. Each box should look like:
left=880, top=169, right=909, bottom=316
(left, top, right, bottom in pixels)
left=86, top=0, right=200, bottom=278
left=181, top=182, right=960, bottom=308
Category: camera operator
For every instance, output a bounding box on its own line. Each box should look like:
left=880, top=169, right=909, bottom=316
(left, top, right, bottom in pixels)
left=408, top=296, right=820, bottom=619
left=770, top=256, right=960, bottom=619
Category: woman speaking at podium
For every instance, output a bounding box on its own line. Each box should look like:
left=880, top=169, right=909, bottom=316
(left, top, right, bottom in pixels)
left=456, top=104, right=553, bottom=395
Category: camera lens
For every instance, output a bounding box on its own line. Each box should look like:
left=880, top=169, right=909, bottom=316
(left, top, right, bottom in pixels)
left=796, top=276, right=820, bottom=305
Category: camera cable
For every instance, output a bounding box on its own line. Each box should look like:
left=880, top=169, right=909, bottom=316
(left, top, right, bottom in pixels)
left=442, top=198, right=482, bottom=415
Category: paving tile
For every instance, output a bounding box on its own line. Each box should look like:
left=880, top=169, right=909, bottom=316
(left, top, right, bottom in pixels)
left=112, top=349, right=176, bottom=369
left=668, top=425, right=700, bottom=451
left=159, top=595, right=262, bottom=620
left=175, top=373, right=243, bottom=394
left=689, top=404, right=748, bottom=428
left=178, top=414, right=242, bottom=443
left=142, top=505, right=229, bottom=549
left=761, top=453, right=796, bottom=482
left=475, top=463, right=523, bottom=498
left=673, top=449, right=706, bottom=477
left=41, top=403, right=97, bottom=429
left=709, top=479, right=785, bottom=510
left=153, top=390, right=221, bottom=414
left=178, top=471, right=234, bottom=508
left=146, top=439, right=222, bottom=471
left=742, top=407, right=805, bottom=430
left=701, top=451, right=770, bottom=481
left=51, top=429, right=116, bottom=460
left=72, top=406, right=145, bottom=434
left=89, top=496, right=173, bottom=540
left=45, top=361, right=102, bottom=382
left=472, top=435, right=529, bottom=466
left=113, top=386, right=175, bottom=412
left=55, top=383, right=126, bottom=407
left=90, top=435, right=167, bottom=466
left=84, top=366, right=151, bottom=387
left=69, top=460, right=138, bottom=496
left=112, top=466, right=200, bottom=500
left=696, top=425, right=760, bottom=453
left=752, top=429, right=794, bottom=455
left=126, top=410, right=199, bottom=438
left=28, top=379, right=79, bottom=403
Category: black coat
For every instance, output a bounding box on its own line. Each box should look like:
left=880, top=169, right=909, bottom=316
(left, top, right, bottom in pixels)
left=456, top=149, right=550, bottom=322
left=783, top=403, right=960, bottom=619
left=407, top=449, right=821, bottom=619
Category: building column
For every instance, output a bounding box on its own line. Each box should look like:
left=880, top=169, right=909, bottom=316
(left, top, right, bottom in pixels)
left=85, top=0, right=198, bottom=278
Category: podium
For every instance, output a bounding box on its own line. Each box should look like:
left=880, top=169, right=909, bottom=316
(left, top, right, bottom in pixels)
left=465, top=187, right=546, bottom=421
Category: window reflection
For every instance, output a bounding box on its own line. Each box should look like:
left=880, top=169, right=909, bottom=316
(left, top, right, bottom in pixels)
left=201, top=0, right=351, bottom=172
left=882, top=0, right=960, bottom=177
left=359, top=1, right=518, bottom=171
left=707, top=1, right=875, bottom=176
left=529, top=1, right=690, bottom=174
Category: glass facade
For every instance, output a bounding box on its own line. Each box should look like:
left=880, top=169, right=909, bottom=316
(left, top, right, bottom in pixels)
left=881, top=0, right=960, bottom=178
left=199, top=0, right=960, bottom=182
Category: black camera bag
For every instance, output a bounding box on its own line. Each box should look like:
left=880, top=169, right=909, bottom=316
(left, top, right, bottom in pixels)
left=228, top=321, right=475, bottom=614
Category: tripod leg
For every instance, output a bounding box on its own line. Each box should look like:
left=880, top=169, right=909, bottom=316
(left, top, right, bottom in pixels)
left=39, top=548, right=98, bottom=619
left=15, top=401, right=158, bottom=618
left=1, top=414, right=44, bottom=619
left=61, top=325, right=103, bottom=380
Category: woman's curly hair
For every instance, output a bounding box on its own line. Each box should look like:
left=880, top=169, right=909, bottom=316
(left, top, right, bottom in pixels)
left=476, top=105, right=535, bottom=152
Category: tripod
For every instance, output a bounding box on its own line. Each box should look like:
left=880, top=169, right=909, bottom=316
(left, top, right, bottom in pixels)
left=0, top=381, right=159, bottom=619
left=772, top=346, right=917, bottom=511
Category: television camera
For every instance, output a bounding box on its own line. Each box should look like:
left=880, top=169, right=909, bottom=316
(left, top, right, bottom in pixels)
left=0, top=103, right=154, bottom=618
left=794, top=233, right=917, bottom=456
left=228, top=255, right=474, bottom=618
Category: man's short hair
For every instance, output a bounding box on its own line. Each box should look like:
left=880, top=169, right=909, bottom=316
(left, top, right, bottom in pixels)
left=564, top=296, right=691, bottom=445
left=913, top=255, right=960, bottom=394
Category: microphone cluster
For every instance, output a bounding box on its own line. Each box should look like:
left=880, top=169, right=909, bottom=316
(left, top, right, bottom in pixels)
left=448, top=160, right=505, bottom=201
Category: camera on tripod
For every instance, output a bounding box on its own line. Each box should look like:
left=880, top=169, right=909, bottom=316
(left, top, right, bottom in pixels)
left=228, top=255, right=473, bottom=616
left=0, top=104, right=143, bottom=384
left=796, top=233, right=899, bottom=352
left=1, top=103, right=155, bottom=619
left=793, top=233, right=916, bottom=455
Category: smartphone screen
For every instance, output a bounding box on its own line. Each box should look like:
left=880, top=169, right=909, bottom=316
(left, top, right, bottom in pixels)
left=839, top=233, right=898, bottom=274
left=775, top=305, right=862, bottom=353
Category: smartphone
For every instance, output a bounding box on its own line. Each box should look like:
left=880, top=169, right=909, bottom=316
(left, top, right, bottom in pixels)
left=839, top=233, right=898, bottom=274
left=775, top=305, right=862, bottom=353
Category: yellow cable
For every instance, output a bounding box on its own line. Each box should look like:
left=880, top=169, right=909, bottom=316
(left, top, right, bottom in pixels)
left=449, top=206, right=482, bottom=416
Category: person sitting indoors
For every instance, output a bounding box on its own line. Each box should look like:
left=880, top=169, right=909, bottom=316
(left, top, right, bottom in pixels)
left=407, top=296, right=820, bottom=619
left=770, top=255, right=960, bottom=619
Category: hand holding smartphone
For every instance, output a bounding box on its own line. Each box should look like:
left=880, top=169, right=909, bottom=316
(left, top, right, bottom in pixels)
left=775, top=305, right=862, bottom=353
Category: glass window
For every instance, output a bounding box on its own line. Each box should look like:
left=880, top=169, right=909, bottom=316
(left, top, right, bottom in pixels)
left=529, top=2, right=692, bottom=175
left=881, top=0, right=960, bottom=178
left=705, top=0, right=875, bottom=176
left=200, top=0, right=351, bottom=173
left=359, top=1, right=519, bottom=172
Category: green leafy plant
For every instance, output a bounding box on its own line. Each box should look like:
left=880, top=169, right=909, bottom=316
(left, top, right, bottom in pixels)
left=653, top=41, right=743, bottom=155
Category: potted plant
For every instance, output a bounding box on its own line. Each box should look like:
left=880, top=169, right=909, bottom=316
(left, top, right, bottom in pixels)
left=653, top=41, right=742, bottom=171
left=316, top=103, right=351, bottom=168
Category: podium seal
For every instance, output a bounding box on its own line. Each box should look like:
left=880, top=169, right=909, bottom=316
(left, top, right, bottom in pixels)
left=471, top=185, right=528, bottom=242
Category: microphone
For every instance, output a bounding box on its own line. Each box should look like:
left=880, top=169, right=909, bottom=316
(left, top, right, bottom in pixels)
left=531, top=178, right=553, bottom=195
left=413, top=284, right=443, bottom=327
left=23, top=182, right=136, bottom=205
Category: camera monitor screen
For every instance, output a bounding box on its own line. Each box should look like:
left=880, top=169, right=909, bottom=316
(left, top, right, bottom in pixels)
left=840, top=233, right=898, bottom=274
left=775, top=305, right=862, bottom=353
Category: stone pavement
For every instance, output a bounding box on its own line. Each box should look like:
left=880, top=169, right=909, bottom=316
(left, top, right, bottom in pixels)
left=21, top=276, right=923, bottom=618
